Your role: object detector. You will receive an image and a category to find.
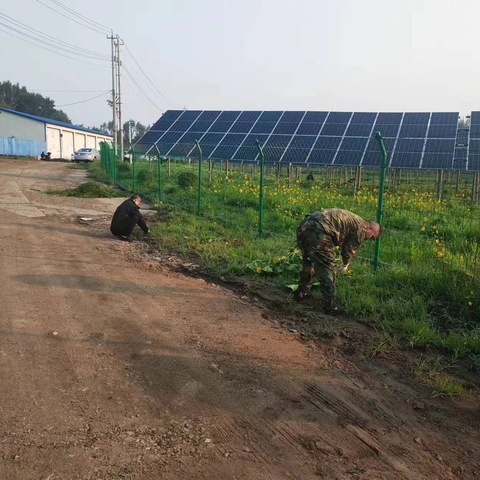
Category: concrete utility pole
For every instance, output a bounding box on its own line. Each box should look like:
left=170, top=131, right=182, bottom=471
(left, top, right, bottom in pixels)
left=107, top=31, right=117, bottom=158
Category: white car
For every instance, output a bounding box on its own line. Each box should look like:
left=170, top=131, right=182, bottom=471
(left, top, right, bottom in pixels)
left=73, top=148, right=99, bottom=162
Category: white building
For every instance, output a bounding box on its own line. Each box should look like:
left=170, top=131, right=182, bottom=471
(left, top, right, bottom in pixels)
left=0, top=107, right=112, bottom=159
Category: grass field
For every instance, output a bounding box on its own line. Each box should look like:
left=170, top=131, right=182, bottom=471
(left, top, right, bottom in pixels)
left=90, top=159, right=480, bottom=365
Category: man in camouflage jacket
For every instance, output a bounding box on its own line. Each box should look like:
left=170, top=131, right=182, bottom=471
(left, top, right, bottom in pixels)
left=295, top=208, right=381, bottom=314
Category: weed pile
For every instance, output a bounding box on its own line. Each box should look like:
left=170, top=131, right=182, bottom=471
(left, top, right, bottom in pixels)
left=49, top=181, right=125, bottom=198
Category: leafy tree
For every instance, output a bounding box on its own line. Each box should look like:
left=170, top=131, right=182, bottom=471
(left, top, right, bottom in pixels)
left=123, top=120, right=149, bottom=145
left=97, top=119, right=150, bottom=144
left=0, top=81, right=71, bottom=123
left=99, top=120, right=114, bottom=135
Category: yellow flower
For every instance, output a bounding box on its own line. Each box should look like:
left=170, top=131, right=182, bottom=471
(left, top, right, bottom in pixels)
left=468, top=301, right=473, bottom=306
left=420, top=226, right=426, bottom=231
left=256, top=267, right=262, bottom=273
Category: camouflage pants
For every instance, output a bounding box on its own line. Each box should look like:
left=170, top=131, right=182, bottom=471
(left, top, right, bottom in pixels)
left=296, top=218, right=336, bottom=308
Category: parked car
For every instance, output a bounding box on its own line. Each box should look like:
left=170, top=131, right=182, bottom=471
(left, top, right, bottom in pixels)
left=73, top=148, right=99, bottom=162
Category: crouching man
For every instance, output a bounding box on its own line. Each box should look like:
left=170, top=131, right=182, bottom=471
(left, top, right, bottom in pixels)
left=295, top=208, right=381, bottom=314
left=110, top=194, right=149, bottom=242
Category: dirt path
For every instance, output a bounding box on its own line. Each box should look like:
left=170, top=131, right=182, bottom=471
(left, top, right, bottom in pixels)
left=0, top=159, right=478, bottom=480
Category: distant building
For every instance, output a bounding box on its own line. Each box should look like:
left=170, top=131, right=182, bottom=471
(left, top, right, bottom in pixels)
left=0, top=107, right=112, bottom=159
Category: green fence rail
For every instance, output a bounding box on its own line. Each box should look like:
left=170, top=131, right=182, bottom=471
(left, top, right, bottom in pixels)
left=99, top=140, right=480, bottom=283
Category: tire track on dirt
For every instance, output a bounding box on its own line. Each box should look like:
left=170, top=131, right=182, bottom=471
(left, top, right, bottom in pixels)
left=302, top=379, right=442, bottom=479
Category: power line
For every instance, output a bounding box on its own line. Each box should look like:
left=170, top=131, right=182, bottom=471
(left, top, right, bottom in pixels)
left=0, top=23, right=109, bottom=67
left=56, top=91, right=110, bottom=107
left=123, top=44, right=183, bottom=108
left=35, top=0, right=183, bottom=115
left=31, top=89, right=107, bottom=93
left=51, top=0, right=111, bottom=34
left=0, top=13, right=109, bottom=60
left=123, top=65, right=163, bottom=114
left=35, top=0, right=109, bottom=35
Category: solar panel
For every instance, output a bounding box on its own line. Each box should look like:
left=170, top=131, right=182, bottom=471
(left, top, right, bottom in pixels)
left=233, top=134, right=269, bottom=161
left=334, top=137, right=369, bottom=165
left=319, top=112, right=352, bottom=136
left=390, top=138, right=425, bottom=168
left=362, top=137, right=396, bottom=167
left=209, top=133, right=247, bottom=159
left=454, top=127, right=468, bottom=170
left=281, top=135, right=317, bottom=163
left=307, top=136, right=342, bottom=165
left=468, top=112, right=480, bottom=170
left=398, top=112, right=430, bottom=138
left=136, top=109, right=478, bottom=170
left=344, top=112, right=377, bottom=137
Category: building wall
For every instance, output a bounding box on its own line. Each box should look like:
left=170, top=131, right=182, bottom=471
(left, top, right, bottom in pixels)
left=63, top=131, right=74, bottom=159
left=0, top=110, right=112, bottom=159
left=45, top=124, right=112, bottom=159
left=0, top=137, right=46, bottom=156
left=0, top=110, right=45, bottom=142
left=86, top=135, right=96, bottom=148
left=74, top=132, right=86, bottom=152
left=46, top=127, right=61, bottom=158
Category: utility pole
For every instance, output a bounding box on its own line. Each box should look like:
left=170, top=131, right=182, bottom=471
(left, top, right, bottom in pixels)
left=116, top=35, right=124, bottom=163
left=107, top=31, right=117, bottom=159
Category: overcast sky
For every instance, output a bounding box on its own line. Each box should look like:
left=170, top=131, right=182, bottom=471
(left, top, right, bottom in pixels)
left=1, top=0, right=478, bottom=128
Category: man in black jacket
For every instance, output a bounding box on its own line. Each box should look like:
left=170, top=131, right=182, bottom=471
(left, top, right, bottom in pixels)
left=110, top=195, right=149, bottom=242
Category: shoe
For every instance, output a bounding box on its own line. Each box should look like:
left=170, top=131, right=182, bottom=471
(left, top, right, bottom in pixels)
left=120, top=235, right=133, bottom=242
left=323, top=306, right=339, bottom=316
left=294, top=288, right=311, bottom=300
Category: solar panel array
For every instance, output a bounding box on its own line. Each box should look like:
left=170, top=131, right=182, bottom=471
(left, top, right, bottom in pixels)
left=468, top=111, right=480, bottom=171
left=136, top=110, right=480, bottom=171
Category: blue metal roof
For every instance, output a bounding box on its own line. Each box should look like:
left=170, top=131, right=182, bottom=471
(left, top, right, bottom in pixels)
left=0, top=107, right=112, bottom=137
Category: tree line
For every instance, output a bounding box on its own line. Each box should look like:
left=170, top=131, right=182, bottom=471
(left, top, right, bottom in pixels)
left=0, top=81, right=150, bottom=144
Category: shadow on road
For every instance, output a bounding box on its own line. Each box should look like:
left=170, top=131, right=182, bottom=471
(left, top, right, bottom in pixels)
left=11, top=222, right=111, bottom=239
left=11, top=274, right=197, bottom=295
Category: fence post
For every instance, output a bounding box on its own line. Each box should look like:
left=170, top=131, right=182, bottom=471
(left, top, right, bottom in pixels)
left=472, top=171, right=479, bottom=204
left=107, top=142, right=116, bottom=183
left=154, top=145, right=163, bottom=201
left=436, top=169, right=444, bottom=201
left=255, top=140, right=265, bottom=239
left=353, top=165, right=362, bottom=196
left=374, top=132, right=388, bottom=273
left=131, top=143, right=136, bottom=192
left=196, top=140, right=203, bottom=216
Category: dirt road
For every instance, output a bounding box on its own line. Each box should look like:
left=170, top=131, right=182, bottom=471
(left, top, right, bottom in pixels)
left=0, top=158, right=478, bottom=480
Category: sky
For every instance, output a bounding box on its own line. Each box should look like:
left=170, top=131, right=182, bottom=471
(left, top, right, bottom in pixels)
left=1, top=0, right=479, bottom=128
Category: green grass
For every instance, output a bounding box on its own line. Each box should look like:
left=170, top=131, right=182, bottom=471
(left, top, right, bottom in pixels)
left=412, top=355, right=466, bottom=398
left=89, top=156, right=480, bottom=361
left=48, top=181, right=125, bottom=198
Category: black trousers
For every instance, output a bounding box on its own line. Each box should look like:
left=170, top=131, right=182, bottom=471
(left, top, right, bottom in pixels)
left=110, top=215, right=139, bottom=237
